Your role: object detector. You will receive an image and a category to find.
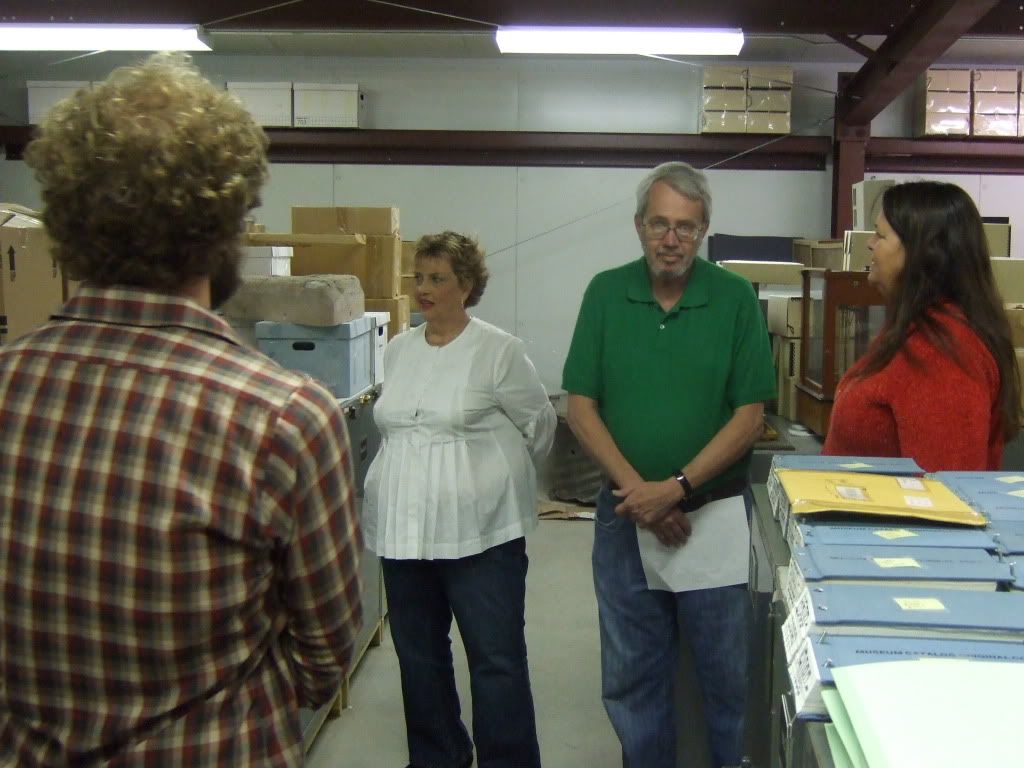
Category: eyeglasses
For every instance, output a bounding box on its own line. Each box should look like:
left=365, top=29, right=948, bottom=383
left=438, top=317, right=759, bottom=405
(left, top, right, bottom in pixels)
left=642, top=220, right=704, bottom=242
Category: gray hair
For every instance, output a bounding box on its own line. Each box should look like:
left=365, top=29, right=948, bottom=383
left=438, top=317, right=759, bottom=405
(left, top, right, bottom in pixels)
left=635, top=161, right=712, bottom=226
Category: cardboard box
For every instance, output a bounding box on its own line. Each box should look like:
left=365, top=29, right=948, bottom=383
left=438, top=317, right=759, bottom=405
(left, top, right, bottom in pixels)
left=26, top=80, right=90, bottom=124
left=365, top=296, right=411, bottom=339
left=767, top=296, right=803, bottom=338
left=991, top=257, right=1024, bottom=303
left=852, top=180, right=895, bottom=231
left=924, top=69, right=971, bottom=92
left=747, top=66, right=794, bottom=90
left=924, top=92, right=971, bottom=113
left=719, top=260, right=805, bottom=286
left=401, top=274, right=419, bottom=306
left=772, top=336, right=802, bottom=422
left=747, top=90, right=791, bottom=112
left=984, top=224, right=1011, bottom=259
left=973, top=114, right=1018, bottom=137
left=702, top=66, right=747, bottom=89
left=746, top=112, right=790, bottom=134
left=289, top=234, right=402, bottom=299
left=292, top=206, right=400, bottom=237
left=973, top=92, right=1019, bottom=114
left=701, top=111, right=747, bottom=133
left=1005, top=304, right=1024, bottom=348
left=0, top=222, right=65, bottom=342
left=292, top=83, right=364, bottom=128
left=915, top=111, right=970, bottom=136
left=703, top=88, right=747, bottom=112
left=226, top=82, right=292, bottom=127
left=401, top=240, right=417, bottom=272
left=972, top=69, right=1019, bottom=93
left=793, top=239, right=843, bottom=270
left=844, top=230, right=873, bottom=271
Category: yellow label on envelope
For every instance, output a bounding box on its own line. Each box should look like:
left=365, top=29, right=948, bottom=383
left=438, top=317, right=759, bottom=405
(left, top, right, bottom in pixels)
left=874, top=557, right=920, bottom=568
left=839, top=462, right=872, bottom=469
left=894, top=597, right=946, bottom=611
left=874, top=529, right=918, bottom=540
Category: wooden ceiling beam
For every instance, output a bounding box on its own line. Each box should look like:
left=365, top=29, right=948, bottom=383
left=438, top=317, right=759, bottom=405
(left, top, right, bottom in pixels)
left=826, top=33, right=876, bottom=59
left=836, top=0, right=1002, bottom=126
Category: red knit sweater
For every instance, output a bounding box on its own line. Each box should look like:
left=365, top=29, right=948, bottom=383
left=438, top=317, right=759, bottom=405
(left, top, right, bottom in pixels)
left=822, top=308, right=1004, bottom=471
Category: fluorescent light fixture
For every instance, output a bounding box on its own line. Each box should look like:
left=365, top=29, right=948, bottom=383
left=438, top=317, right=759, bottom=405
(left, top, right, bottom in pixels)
left=495, top=26, right=743, bottom=56
left=0, top=24, right=211, bottom=52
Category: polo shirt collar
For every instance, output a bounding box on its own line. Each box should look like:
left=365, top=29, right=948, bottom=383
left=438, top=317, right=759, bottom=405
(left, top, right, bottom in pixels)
left=625, top=256, right=711, bottom=311
left=51, top=284, right=240, bottom=345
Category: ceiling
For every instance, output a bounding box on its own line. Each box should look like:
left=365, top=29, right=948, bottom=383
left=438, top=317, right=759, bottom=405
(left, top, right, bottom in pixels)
left=1, top=0, right=1023, bottom=64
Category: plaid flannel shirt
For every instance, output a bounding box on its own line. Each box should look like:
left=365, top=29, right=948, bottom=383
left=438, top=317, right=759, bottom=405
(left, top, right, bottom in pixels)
left=0, top=286, right=362, bottom=767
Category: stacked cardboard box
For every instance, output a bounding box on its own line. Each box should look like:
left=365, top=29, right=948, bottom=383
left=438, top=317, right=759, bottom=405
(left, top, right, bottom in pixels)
left=0, top=209, right=69, bottom=344
left=793, top=239, right=844, bottom=270
left=971, top=70, right=1019, bottom=138
left=767, top=296, right=802, bottom=421
left=700, top=65, right=793, bottom=135
left=852, top=179, right=895, bottom=231
left=844, top=230, right=873, bottom=272
left=290, top=206, right=410, bottom=339
left=914, top=69, right=971, bottom=137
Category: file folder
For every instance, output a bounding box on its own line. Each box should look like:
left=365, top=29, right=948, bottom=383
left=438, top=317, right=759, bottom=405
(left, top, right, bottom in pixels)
left=774, top=470, right=986, bottom=528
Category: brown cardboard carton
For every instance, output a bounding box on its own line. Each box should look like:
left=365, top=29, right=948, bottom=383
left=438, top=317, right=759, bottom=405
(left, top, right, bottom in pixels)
left=793, top=239, right=843, bottom=270
left=767, top=296, right=803, bottom=338
left=292, top=206, right=400, bottom=236
left=1005, top=304, right=1024, bottom=348
left=401, top=240, right=417, bottom=273
left=0, top=223, right=65, bottom=342
left=991, top=257, right=1024, bottom=303
left=844, top=230, right=873, bottom=271
left=772, top=335, right=802, bottom=422
left=983, top=223, right=1011, bottom=259
left=719, top=260, right=805, bottom=286
left=365, top=296, right=411, bottom=339
left=401, top=274, right=419, bottom=308
left=286, top=234, right=402, bottom=299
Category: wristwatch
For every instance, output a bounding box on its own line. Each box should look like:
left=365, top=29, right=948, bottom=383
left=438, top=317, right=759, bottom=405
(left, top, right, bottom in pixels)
left=673, top=471, right=694, bottom=499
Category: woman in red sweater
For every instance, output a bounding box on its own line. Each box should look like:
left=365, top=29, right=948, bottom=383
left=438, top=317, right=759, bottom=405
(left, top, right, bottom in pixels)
left=823, top=181, right=1021, bottom=471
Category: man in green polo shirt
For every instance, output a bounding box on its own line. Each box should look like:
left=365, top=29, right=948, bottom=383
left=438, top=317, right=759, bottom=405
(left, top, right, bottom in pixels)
left=562, top=161, right=775, bottom=768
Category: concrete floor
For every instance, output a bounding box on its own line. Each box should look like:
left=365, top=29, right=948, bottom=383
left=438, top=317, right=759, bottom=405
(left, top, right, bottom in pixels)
left=305, top=519, right=622, bottom=768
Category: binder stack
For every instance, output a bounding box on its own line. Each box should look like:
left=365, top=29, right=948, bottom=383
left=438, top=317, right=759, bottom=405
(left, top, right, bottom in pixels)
left=787, top=632, right=1024, bottom=718
left=781, top=543, right=1012, bottom=611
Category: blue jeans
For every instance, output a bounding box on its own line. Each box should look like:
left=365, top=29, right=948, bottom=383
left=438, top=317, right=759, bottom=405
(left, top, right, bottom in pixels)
left=593, top=486, right=752, bottom=768
left=381, top=537, right=542, bottom=768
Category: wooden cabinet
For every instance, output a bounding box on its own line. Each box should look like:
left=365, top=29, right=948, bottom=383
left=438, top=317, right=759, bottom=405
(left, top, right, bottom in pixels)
left=796, top=270, right=885, bottom=436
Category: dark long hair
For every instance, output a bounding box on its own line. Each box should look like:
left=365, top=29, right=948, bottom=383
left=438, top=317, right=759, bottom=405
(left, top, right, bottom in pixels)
left=853, top=181, right=1021, bottom=439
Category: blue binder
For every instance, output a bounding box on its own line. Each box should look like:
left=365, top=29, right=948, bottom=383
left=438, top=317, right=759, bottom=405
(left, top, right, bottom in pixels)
left=986, top=520, right=1024, bottom=556
left=791, top=544, right=1013, bottom=590
left=790, top=519, right=997, bottom=551
left=788, top=632, right=1024, bottom=717
left=782, top=583, right=1024, bottom=663
left=772, top=455, right=924, bottom=475
left=929, top=471, right=1024, bottom=522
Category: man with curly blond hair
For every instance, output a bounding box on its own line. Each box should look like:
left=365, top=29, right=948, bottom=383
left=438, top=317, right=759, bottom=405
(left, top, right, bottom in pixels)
left=0, top=54, right=363, bottom=766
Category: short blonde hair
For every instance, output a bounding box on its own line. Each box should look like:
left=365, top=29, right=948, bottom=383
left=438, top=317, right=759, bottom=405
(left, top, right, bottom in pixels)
left=415, top=231, right=489, bottom=307
left=24, top=53, right=268, bottom=290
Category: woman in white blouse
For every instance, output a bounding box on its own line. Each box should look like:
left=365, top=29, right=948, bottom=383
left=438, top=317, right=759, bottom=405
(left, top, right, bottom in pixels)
left=363, top=231, right=555, bottom=768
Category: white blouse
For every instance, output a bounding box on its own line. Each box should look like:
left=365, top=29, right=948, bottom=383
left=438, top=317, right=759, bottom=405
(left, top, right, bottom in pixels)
left=362, top=317, right=556, bottom=559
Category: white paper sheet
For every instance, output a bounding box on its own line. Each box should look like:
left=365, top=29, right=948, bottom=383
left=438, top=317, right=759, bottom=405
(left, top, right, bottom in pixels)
left=637, top=495, right=749, bottom=592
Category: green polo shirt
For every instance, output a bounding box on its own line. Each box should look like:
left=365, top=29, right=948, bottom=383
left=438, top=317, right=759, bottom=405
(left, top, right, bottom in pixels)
left=562, top=256, right=776, bottom=489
